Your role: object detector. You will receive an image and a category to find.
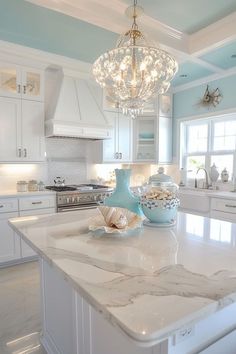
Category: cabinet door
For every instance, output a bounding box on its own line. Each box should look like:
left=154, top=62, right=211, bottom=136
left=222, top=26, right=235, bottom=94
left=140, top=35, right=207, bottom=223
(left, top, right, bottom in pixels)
left=118, top=114, right=132, bottom=162
left=0, top=212, right=21, bottom=264
left=0, top=63, right=21, bottom=98
left=0, top=97, right=21, bottom=162
left=199, top=330, right=236, bottom=354
left=133, top=116, right=156, bottom=162
left=21, top=100, right=45, bottom=162
left=103, top=113, right=117, bottom=162
left=21, top=68, right=44, bottom=101
left=158, top=116, right=172, bottom=163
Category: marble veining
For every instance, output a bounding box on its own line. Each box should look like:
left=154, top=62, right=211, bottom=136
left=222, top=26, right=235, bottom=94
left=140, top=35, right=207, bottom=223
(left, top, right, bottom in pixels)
left=9, top=209, right=236, bottom=343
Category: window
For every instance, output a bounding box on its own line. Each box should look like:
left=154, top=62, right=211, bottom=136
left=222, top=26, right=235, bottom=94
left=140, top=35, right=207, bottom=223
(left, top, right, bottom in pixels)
left=180, top=114, right=236, bottom=180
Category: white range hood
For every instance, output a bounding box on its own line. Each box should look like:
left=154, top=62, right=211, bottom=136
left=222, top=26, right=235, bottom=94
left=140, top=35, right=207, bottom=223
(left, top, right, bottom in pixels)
left=45, top=68, right=112, bottom=140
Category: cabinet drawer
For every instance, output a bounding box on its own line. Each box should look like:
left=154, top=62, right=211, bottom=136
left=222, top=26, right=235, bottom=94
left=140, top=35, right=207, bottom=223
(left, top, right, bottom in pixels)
left=0, top=198, right=18, bottom=213
left=19, top=196, right=55, bottom=211
left=211, top=198, right=236, bottom=214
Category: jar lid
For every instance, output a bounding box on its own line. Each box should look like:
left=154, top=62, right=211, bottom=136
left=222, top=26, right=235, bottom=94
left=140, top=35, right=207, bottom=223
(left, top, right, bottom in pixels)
left=149, top=167, right=172, bottom=184
left=29, top=180, right=37, bottom=183
left=17, top=181, right=27, bottom=184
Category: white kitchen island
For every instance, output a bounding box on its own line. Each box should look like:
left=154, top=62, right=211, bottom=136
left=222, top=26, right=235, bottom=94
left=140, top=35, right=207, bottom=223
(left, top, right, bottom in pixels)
left=9, top=210, right=236, bottom=354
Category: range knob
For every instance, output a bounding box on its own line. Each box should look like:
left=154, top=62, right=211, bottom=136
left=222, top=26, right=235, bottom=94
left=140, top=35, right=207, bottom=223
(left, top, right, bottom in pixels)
left=66, top=197, right=70, bottom=204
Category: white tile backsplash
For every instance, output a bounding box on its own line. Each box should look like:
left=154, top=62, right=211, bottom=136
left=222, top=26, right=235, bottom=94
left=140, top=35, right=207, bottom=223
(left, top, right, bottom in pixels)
left=0, top=138, right=89, bottom=190
left=0, top=164, right=48, bottom=190
left=46, top=138, right=88, bottom=185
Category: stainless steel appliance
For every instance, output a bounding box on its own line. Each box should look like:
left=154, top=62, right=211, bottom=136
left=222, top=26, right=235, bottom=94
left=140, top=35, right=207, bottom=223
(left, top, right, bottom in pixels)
left=45, top=184, right=113, bottom=213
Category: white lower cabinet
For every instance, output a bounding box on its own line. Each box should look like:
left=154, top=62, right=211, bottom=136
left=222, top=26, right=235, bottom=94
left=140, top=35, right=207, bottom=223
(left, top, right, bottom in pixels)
left=0, top=211, right=21, bottom=264
left=199, top=330, right=236, bottom=354
left=0, top=194, right=55, bottom=267
left=210, top=197, right=236, bottom=222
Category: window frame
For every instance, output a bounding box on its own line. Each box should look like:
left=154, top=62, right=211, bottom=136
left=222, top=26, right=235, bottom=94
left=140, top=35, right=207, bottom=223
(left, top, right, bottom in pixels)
left=180, top=114, right=236, bottom=180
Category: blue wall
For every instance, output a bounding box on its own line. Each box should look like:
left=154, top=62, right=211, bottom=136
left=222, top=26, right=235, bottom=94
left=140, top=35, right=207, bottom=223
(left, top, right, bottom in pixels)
left=0, top=0, right=118, bottom=63
left=173, top=74, right=236, bottom=158
left=173, top=74, right=236, bottom=119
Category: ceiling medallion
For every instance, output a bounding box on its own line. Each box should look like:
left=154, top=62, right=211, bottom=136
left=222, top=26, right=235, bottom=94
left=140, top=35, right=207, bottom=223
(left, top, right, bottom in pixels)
left=92, top=0, right=178, bottom=118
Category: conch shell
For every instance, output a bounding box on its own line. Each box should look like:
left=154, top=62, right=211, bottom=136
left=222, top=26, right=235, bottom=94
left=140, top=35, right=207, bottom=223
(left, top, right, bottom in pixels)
left=99, top=206, right=128, bottom=229
left=89, top=206, right=143, bottom=235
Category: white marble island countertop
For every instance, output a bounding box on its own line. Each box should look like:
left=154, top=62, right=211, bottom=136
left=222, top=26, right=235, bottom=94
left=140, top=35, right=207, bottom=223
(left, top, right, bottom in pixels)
left=9, top=210, right=236, bottom=345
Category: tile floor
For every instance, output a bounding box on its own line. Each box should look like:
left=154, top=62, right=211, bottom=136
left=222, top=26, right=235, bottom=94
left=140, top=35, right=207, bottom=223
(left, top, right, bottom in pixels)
left=0, top=261, right=46, bottom=354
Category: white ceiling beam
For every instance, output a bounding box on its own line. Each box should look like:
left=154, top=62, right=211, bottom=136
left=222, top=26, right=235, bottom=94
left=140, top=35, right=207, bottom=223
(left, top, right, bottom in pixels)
left=189, top=12, right=236, bottom=56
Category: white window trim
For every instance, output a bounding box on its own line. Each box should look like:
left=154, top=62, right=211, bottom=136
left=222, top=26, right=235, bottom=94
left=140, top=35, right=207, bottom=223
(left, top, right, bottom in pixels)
left=179, top=113, right=236, bottom=180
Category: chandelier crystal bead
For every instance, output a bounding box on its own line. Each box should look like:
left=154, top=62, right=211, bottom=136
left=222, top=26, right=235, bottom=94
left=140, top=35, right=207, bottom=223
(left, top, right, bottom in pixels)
left=93, top=1, right=178, bottom=118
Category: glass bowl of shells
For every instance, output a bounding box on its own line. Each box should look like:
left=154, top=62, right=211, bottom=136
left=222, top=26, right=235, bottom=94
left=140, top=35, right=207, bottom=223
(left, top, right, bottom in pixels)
left=140, top=167, right=180, bottom=226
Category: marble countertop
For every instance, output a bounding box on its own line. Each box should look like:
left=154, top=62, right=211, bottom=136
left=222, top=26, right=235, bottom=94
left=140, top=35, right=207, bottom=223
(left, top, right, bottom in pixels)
left=0, top=190, right=56, bottom=198
left=9, top=210, right=236, bottom=345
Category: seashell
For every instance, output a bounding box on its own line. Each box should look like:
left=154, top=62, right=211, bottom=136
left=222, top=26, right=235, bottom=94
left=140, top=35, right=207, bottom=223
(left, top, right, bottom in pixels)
left=99, top=206, right=128, bottom=229
left=94, top=206, right=143, bottom=233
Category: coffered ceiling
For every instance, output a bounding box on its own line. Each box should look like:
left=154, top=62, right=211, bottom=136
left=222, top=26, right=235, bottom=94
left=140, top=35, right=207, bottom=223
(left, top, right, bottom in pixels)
left=20, top=0, right=236, bottom=89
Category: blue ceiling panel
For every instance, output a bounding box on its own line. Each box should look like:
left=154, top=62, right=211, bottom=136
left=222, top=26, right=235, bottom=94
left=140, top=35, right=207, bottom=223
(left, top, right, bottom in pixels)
left=200, top=41, right=236, bottom=69
left=124, top=0, right=236, bottom=34
left=171, top=61, right=214, bottom=87
left=0, top=0, right=118, bottom=63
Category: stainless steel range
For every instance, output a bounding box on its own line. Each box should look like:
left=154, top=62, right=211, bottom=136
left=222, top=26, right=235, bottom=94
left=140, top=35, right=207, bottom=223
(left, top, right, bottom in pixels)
left=45, top=184, right=113, bottom=212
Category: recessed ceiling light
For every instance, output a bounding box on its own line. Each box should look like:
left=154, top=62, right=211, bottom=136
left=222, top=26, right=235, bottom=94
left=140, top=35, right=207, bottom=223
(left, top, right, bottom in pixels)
left=180, top=74, right=188, bottom=78
left=231, top=54, right=236, bottom=58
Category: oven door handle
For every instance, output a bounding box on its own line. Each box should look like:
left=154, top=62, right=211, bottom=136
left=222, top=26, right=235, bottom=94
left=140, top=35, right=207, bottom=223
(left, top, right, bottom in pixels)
left=58, top=205, right=98, bottom=212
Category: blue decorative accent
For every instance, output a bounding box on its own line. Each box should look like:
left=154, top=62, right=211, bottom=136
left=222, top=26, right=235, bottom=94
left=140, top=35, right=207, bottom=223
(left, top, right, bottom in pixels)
left=104, top=169, right=142, bottom=216
left=140, top=198, right=179, bottom=224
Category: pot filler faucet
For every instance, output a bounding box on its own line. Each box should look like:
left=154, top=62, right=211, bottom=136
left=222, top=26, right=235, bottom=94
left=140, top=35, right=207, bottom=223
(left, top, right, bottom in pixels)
left=195, top=168, right=209, bottom=189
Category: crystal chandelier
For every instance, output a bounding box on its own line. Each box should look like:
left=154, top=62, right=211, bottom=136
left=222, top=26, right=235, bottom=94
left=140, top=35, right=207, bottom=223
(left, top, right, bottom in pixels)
left=93, top=0, right=178, bottom=118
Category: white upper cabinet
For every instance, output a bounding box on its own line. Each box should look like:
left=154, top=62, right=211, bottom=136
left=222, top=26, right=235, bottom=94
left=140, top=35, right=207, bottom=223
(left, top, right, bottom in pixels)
left=132, top=94, right=173, bottom=164
left=0, top=62, right=44, bottom=101
left=21, top=68, right=44, bottom=101
left=117, top=113, right=133, bottom=162
left=0, top=64, right=21, bottom=98
left=91, top=111, right=133, bottom=163
left=0, top=61, right=45, bottom=163
left=0, top=98, right=45, bottom=162
left=21, top=101, right=45, bottom=162
left=0, top=97, right=21, bottom=162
